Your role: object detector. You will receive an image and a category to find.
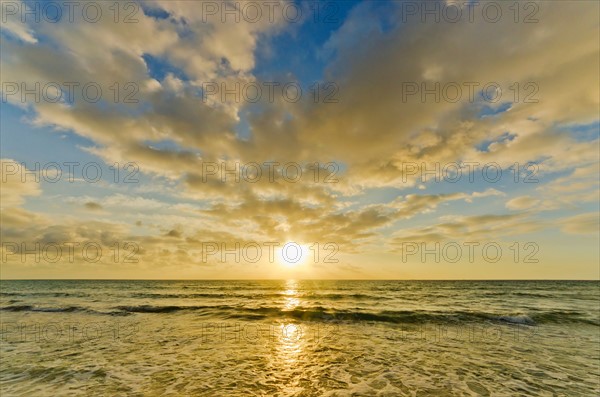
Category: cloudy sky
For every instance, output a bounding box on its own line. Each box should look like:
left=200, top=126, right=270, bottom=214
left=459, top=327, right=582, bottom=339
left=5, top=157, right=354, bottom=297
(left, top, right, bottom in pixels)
left=1, top=0, right=598, bottom=279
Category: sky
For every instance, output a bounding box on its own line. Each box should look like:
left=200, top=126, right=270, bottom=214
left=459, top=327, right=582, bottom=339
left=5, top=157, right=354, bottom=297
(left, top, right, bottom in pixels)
left=0, top=0, right=599, bottom=279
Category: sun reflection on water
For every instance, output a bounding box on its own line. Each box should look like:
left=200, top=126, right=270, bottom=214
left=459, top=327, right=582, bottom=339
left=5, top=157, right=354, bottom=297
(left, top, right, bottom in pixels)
left=268, top=280, right=309, bottom=392
left=283, top=280, right=300, bottom=310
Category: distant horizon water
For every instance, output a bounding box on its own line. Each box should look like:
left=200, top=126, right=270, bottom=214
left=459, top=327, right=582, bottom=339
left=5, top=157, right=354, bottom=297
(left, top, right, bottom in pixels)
left=3, top=278, right=599, bottom=281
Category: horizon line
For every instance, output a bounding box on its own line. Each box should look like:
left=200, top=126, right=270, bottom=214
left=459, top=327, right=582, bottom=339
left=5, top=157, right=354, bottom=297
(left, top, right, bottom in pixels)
left=1, top=278, right=598, bottom=281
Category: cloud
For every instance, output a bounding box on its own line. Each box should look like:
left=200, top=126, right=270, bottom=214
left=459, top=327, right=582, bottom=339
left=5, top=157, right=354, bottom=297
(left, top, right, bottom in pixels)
left=165, top=229, right=182, bottom=238
left=389, top=212, right=545, bottom=250
left=1, top=13, right=37, bottom=43
left=1, top=1, right=598, bottom=277
left=84, top=202, right=103, bottom=211
left=560, top=213, right=600, bottom=235
left=506, top=196, right=541, bottom=211
left=0, top=159, right=41, bottom=208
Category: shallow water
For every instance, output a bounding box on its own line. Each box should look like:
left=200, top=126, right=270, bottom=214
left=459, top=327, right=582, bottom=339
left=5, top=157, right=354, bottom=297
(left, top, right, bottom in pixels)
left=1, top=280, right=598, bottom=396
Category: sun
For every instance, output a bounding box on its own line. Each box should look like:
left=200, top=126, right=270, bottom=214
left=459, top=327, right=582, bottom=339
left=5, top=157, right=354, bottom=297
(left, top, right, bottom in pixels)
left=277, top=242, right=309, bottom=267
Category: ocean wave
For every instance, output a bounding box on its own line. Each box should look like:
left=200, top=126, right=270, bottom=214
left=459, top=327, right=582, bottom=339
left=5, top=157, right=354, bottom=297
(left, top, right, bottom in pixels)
left=129, top=292, right=389, bottom=300
left=114, top=305, right=195, bottom=313
left=0, top=305, right=34, bottom=312
left=0, top=305, right=87, bottom=313
left=530, top=310, right=599, bottom=326
left=126, top=292, right=393, bottom=302
left=108, top=305, right=599, bottom=326
left=2, top=303, right=597, bottom=326
left=494, top=315, right=535, bottom=325
left=0, top=292, right=88, bottom=298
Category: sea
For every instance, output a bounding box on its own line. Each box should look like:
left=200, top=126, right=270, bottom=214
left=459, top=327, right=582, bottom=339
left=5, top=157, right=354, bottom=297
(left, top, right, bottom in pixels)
left=0, top=280, right=598, bottom=396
